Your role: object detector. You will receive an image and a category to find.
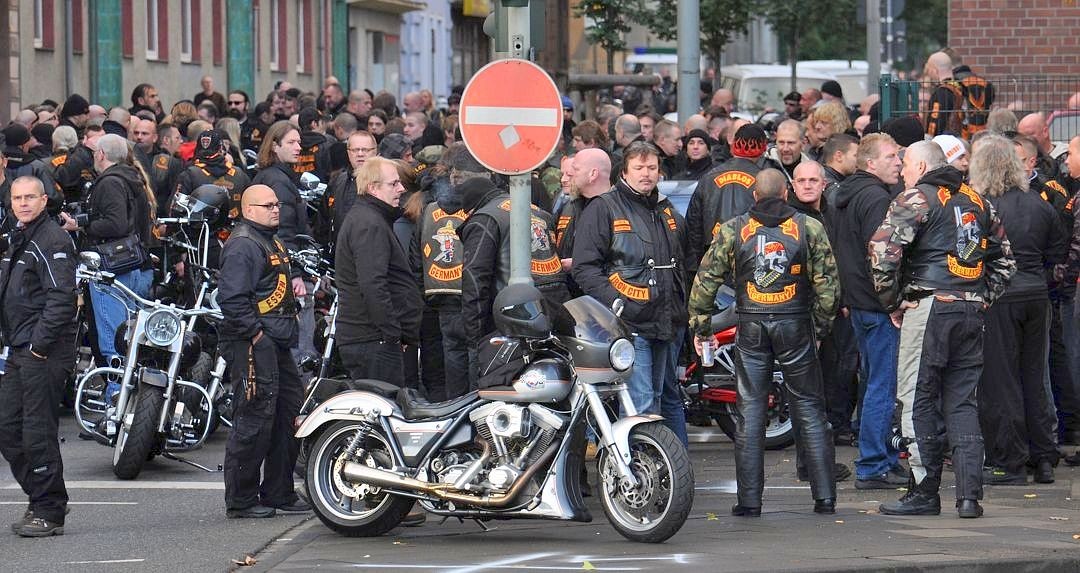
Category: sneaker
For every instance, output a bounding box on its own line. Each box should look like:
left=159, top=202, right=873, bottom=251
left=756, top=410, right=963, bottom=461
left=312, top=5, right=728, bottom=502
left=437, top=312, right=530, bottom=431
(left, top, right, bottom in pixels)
left=226, top=505, right=276, bottom=519
left=10, top=507, right=31, bottom=533
left=957, top=499, right=983, bottom=518
left=879, top=491, right=941, bottom=516
left=855, top=470, right=908, bottom=490
left=983, top=466, right=1026, bottom=485
left=16, top=517, right=63, bottom=537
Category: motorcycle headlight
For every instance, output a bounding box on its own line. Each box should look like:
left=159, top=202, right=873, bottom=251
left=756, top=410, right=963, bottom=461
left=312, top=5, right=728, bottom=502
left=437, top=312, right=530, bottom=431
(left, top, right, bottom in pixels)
left=609, top=338, right=635, bottom=372
left=145, top=310, right=182, bottom=347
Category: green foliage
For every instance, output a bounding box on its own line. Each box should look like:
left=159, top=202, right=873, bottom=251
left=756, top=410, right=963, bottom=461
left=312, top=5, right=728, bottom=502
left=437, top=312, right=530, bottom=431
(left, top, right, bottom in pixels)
left=899, top=0, right=948, bottom=70
left=639, top=0, right=755, bottom=68
left=574, top=0, right=645, bottom=72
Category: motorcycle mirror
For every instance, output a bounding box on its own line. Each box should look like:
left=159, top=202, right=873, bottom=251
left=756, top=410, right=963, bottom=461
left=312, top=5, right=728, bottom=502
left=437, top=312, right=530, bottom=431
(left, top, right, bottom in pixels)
left=243, top=149, right=259, bottom=162
left=79, top=251, right=102, bottom=271
left=611, top=298, right=625, bottom=317
left=299, top=172, right=323, bottom=191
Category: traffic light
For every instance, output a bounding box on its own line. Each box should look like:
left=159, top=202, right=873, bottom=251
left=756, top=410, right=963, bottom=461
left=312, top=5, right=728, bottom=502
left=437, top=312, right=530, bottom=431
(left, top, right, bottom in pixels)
left=483, top=0, right=546, bottom=53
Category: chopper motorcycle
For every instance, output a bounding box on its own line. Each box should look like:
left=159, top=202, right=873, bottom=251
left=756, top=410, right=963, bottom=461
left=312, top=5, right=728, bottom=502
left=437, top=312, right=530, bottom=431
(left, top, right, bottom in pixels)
left=298, top=286, right=695, bottom=543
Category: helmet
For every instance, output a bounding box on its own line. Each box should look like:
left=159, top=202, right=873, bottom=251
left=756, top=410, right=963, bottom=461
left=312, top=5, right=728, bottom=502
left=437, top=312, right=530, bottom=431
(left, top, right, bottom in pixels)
left=493, top=284, right=551, bottom=339
left=175, top=184, right=230, bottom=230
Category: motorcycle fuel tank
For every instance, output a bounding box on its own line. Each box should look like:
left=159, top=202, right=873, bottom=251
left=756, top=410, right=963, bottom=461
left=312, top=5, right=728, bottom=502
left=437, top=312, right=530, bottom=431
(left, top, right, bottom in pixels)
left=478, top=359, right=572, bottom=403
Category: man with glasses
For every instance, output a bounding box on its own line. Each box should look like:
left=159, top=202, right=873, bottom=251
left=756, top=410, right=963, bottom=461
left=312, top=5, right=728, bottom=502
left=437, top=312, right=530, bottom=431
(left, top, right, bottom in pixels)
left=217, top=184, right=309, bottom=519
left=0, top=177, right=77, bottom=537
left=327, top=131, right=378, bottom=251
left=335, top=156, right=422, bottom=386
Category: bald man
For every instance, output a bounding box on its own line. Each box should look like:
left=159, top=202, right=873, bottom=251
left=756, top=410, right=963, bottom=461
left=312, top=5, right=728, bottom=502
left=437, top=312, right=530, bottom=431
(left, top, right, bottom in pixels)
left=925, top=52, right=961, bottom=137
left=1017, top=112, right=1064, bottom=181
left=217, top=184, right=309, bottom=519
left=556, top=148, right=612, bottom=277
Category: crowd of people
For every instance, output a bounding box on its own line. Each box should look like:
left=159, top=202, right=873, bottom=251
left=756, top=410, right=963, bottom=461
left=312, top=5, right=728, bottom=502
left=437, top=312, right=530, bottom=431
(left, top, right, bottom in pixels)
left=1, top=47, right=1080, bottom=534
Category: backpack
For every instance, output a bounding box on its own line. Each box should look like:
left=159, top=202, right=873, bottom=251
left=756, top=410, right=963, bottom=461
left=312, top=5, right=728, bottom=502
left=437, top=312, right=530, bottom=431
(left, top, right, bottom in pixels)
left=948, top=69, right=995, bottom=139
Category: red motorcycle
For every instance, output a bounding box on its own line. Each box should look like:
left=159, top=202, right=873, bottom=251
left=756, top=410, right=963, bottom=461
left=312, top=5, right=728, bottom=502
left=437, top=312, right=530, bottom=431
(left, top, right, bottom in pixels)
left=680, top=305, right=795, bottom=450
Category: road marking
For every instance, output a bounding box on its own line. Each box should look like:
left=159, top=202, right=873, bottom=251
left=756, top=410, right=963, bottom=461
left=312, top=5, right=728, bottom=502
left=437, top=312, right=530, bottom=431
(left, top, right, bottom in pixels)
left=0, top=481, right=223, bottom=490
left=0, top=501, right=137, bottom=505
left=348, top=567, right=636, bottom=571
left=463, top=106, right=559, bottom=127
left=63, top=559, right=145, bottom=565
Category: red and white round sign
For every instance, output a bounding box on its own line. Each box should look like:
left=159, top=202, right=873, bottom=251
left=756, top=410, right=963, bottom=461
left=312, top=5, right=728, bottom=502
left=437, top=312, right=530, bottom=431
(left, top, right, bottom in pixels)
left=459, top=59, right=564, bottom=175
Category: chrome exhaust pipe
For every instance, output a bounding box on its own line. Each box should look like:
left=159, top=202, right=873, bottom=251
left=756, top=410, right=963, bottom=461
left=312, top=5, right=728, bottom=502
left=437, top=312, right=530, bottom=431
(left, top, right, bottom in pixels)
left=340, top=444, right=557, bottom=508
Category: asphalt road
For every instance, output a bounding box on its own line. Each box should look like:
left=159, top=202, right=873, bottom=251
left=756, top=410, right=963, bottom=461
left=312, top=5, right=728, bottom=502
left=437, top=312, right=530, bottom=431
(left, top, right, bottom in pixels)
left=0, top=415, right=307, bottom=573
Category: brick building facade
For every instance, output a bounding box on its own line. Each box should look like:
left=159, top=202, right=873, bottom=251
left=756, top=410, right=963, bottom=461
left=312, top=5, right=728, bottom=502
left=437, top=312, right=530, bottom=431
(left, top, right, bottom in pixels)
left=948, top=0, right=1080, bottom=76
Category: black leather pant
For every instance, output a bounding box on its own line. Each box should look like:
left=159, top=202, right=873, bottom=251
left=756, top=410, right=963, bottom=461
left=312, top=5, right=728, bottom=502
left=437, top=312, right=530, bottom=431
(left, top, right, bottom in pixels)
left=734, top=315, right=835, bottom=507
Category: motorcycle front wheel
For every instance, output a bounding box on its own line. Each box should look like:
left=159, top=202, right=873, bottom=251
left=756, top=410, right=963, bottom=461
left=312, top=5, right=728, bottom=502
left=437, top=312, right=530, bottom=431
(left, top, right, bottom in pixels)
left=306, top=420, right=414, bottom=537
left=597, top=422, right=694, bottom=543
left=113, top=382, right=166, bottom=479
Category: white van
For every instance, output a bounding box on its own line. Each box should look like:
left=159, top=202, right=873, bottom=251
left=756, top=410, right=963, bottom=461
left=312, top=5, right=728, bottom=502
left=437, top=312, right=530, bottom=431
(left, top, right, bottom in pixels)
left=718, top=64, right=837, bottom=117
left=799, top=60, right=892, bottom=103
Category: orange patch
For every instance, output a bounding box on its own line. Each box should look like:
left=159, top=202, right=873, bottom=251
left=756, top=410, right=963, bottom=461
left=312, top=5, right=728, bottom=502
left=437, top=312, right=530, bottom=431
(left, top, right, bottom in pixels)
left=779, top=218, right=800, bottom=241
left=957, top=183, right=984, bottom=210
left=947, top=255, right=983, bottom=279
left=747, top=283, right=796, bottom=304
left=790, top=264, right=801, bottom=275
left=531, top=256, right=562, bottom=275
left=713, top=171, right=756, bottom=188
left=609, top=273, right=650, bottom=302
left=938, top=186, right=951, bottom=206
left=613, top=219, right=632, bottom=233
left=428, top=264, right=462, bottom=282
left=739, top=219, right=762, bottom=242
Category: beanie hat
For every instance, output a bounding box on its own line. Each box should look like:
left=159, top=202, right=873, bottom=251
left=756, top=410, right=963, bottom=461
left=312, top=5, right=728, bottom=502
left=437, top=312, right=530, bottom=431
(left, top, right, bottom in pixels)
left=683, top=128, right=714, bottom=150
left=731, top=124, right=767, bottom=158
left=31, top=123, right=54, bottom=148
left=378, top=133, right=411, bottom=160
left=821, top=80, right=843, bottom=100
left=883, top=115, right=925, bottom=148
left=458, top=176, right=498, bottom=214
left=61, top=94, right=91, bottom=118
left=932, top=134, right=967, bottom=164
left=2, top=123, right=31, bottom=147
left=195, top=129, right=224, bottom=160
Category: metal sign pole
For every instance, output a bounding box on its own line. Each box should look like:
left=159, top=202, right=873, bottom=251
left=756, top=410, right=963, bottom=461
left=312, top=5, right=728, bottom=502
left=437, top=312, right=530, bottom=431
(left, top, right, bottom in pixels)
left=505, top=2, right=534, bottom=286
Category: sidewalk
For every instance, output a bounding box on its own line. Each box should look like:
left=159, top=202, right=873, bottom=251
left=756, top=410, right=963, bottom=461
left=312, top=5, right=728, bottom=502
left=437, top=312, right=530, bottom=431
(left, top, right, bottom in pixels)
left=249, top=430, right=1080, bottom=572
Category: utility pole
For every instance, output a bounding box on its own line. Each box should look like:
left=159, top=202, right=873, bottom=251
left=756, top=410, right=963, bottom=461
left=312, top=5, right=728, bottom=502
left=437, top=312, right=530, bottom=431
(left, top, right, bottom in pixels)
left=676, top=0, right=700, bottom=125
left=505, top=1, right=534, bottom=286
left=867, top=0, right=881, bottom=95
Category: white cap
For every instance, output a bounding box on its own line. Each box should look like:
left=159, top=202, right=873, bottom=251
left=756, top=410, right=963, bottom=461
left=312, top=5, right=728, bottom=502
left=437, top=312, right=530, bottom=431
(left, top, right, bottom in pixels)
left=932, top=134, right=967, bottom=164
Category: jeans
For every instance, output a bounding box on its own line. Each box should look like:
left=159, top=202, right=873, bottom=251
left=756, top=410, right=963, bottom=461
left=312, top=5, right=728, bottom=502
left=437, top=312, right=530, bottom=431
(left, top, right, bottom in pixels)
left=849, top=308, right=900, bottom=479
left=89, top=268, right=153, bottom=362
left=628, top=334, right=688, bottom=446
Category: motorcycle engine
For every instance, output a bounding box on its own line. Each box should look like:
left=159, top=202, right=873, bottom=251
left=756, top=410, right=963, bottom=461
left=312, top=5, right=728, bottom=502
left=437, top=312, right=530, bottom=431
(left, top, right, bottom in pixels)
left=466, top=402, right=566, bottom=493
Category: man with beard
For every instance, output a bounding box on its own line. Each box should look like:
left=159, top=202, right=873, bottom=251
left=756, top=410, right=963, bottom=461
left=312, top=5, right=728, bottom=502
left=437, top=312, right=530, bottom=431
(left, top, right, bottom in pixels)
left=572, top=141, right=689, bottom=445
left=321, top=83, right=347, bottom=118
left=765, top=120, right=811, bottom=184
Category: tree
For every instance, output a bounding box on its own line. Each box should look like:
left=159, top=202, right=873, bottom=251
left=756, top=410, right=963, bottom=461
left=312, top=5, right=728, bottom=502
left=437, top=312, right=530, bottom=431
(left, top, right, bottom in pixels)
left=757, top=0, right=857, bottom=92
left=898, top=0, right=947, bottom=71
left=639, top=0, right=755, bottom=87
left=574, top=0, right=644, bottom=74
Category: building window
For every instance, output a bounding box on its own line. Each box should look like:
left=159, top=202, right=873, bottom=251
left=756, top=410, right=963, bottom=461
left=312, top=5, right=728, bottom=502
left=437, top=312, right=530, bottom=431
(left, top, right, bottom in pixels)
left=33, top=0, right=44, bottom=48
left=295, top=0, right=305, bottom=73
left=146, top=0, right=159, bottom=60
left=269, top=0, right=280, bottom=71
left=181, top=0, right=193, bottom=62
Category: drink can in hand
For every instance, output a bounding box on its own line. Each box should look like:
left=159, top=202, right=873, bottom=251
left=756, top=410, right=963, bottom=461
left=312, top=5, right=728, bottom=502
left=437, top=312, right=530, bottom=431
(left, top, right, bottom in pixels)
left=701, top=339, right=715, bottom=367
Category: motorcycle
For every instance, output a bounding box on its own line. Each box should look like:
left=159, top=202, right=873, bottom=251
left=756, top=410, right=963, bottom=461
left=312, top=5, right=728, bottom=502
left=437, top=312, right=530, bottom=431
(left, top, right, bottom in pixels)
left=73, top=251, right=226, bottom=479
left=298, top=292, right=694, bottom=543
left=680, top=303, right=795, bottom=450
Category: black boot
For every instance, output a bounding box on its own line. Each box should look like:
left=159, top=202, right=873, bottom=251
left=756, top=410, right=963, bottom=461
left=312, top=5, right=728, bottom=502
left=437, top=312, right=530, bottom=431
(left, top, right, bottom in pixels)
left=956, top=499, right=983, bottom=518
left=879, top=491, right=941, bottom=516
left=1033, top=459, right=1054, bottom=484
left=731, top=504, right=761, bottom=517
left=813, top=498, right=836, bottom=514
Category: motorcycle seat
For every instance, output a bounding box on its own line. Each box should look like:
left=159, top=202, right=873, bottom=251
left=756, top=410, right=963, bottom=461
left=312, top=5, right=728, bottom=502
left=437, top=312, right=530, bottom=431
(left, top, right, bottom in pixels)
left=397, top=388, right=479, bottom=419
left=710, top=305, right=737, bottom=333
left=346, top=378, right=402, bottom=399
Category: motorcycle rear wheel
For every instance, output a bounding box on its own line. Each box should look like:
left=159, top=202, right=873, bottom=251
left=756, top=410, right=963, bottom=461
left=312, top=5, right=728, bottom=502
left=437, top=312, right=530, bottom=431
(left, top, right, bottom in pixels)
left=306, top=421, right=414, bottom=537
left=598, top=422, right=694, bottom=543
left=713, top=382, right=794, bottom=450
left=113, top=383, right=166, bottom=479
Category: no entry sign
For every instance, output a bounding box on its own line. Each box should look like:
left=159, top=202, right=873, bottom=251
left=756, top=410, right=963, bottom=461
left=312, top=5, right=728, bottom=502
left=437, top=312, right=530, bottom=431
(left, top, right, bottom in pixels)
left=459, top=59, right=564, bottom=175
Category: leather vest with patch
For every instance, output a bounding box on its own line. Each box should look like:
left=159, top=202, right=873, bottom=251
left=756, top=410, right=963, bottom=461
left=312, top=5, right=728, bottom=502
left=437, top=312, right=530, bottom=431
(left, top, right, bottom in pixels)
left=185, top=162, right=247, bottom=220
left=227, top=222, right=297, bottom=316
left=420, top=201, right=466, bottom=296
left=700, top=157, right=764, bottom=241
left=732, top=212, right=812, bottom=314
left=475, top=194, right=565, bottom=292
left=598, top=189, right=682, bottom=304
left=905, top=181, right=991, bottom=297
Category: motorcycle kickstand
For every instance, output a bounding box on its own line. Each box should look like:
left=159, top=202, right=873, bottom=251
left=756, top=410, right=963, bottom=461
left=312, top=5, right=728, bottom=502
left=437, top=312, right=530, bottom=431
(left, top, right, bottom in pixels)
left=161, top=451, right=221, bottom=473
left=471, top=518, right=493, bottom=532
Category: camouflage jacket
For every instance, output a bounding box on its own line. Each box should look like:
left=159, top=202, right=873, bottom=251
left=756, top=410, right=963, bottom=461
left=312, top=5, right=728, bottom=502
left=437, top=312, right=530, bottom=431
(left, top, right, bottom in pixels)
left=688, top=203, right=839, bottom=340
left=869, top=176, right=1015, bottom=310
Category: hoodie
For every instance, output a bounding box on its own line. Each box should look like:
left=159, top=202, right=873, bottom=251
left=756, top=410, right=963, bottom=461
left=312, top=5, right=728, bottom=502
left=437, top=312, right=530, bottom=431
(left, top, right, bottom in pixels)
left=829, top=169, right=896, bottom=312
left=85, top=163, right=152, bottom=249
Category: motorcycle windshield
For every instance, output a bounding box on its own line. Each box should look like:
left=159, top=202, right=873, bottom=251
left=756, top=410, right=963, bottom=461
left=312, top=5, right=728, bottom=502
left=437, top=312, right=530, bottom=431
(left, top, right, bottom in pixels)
left=555, top=296, right=632, bottom=344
